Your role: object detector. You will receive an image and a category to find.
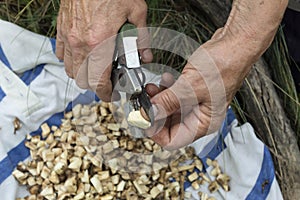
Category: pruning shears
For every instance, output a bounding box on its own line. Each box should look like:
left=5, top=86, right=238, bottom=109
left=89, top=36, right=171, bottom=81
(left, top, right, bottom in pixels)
left=111, top=23, right=154, bottom=125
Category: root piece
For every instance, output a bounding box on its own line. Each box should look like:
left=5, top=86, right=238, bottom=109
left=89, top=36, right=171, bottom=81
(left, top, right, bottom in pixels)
left=127, top=110, right=151, bottom=129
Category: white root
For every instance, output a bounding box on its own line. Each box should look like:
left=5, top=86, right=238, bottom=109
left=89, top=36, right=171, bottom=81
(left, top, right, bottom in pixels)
left=127, top=110, right=151, bottom=129
left=13, top=102, right=230, bottom=199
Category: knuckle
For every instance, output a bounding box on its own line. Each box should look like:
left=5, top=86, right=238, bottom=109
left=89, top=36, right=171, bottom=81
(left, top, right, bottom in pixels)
left=84, top=31, right=101, bottom=49
left=67, top=31, right=81, bottom=48
left=158, top=91, right=179, bottom=113
left=129, top=1, right=147, bottom=24
left=84, top=30, right=116, bottom=50
left=138, top=3, right=147, bottom=15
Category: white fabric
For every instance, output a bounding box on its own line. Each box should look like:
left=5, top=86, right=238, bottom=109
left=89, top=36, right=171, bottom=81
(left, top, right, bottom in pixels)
left=0, top=20, right=283, bottom=200
left=187, top=122, right=283, bottom=200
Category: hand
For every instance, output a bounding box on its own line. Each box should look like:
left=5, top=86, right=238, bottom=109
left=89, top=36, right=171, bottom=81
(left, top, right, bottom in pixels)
left=144, top=0, right=288, bottom=150
left=56, top=0, right=153, bottom=101
left=145, top=40, right=242, bottom=150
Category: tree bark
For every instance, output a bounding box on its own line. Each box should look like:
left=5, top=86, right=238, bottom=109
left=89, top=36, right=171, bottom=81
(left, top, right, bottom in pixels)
left=239, top=59, right=300, bottom=199
left=184, top=0, right=300, bottom=199
left=189, top=0, right=231, bottom=27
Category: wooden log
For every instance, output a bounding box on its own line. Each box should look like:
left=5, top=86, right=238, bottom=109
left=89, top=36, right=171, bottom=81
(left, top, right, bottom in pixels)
left=179, top=1, right=300, bottom=199
left=238, top=59, right=300, bottom=199
left=189, top=0, right=231, bottom=27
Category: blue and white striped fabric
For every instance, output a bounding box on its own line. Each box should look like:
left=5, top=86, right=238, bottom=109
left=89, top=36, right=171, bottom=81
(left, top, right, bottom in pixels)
left=0, top=20, right=283, bottom=200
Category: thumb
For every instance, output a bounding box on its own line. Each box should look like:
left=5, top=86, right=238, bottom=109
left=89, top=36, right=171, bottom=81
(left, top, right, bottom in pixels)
left=151, top=87, right=180, bottom=121
left=151, top=74, right=199, bottom=120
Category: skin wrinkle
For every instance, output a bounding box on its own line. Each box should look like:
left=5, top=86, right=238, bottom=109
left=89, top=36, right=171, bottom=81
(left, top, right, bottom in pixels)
left=57, top=0, right=288, bottom=149
left=57, top=0, right=152, bottom=99
left=228, top=0, right=288, bottom=47
left=81, top=0, right=88, bottom=27
left=163, top=1, right=287, bottom=149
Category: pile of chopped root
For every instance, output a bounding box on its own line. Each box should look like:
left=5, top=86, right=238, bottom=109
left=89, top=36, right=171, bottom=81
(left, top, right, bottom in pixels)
left=13, top=102, right=230, bottom=200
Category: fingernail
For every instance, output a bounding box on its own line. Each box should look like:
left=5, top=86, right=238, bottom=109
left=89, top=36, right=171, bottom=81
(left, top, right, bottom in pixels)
left=152, top=104, right=158, bottom=119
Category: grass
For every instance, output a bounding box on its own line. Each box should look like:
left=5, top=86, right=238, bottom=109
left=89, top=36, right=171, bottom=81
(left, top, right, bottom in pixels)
left=1, top=0, right=299, bottom=197
left=265, top=27, right=300, bottom=142
left=1, top=0, right=299, bottom=137
left=148, top=0, right=300, bottom=140
left=1, top=0, right=299, bottom=145
left=0, top=0, right=59, bottom=37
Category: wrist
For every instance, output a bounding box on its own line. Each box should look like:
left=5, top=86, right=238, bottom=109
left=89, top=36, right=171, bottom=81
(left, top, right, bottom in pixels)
left=201, top=37, right=254, bottom=80
left=214, top=0, right=288, bottom=63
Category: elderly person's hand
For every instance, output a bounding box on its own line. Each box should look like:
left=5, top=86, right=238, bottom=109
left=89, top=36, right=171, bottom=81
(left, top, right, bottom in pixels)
left=56, top=0, right=152, bottom=101
left=146, top=0, right=288, bottom=150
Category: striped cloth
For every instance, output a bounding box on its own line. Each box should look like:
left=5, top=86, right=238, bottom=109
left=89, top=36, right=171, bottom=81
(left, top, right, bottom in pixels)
left=0, top=20, right=283, bottom=200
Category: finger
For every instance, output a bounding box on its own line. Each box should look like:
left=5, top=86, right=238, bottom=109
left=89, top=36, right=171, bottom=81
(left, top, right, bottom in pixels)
left=127, top=1, right=153, bottom=63
left=89, top=59, right=113, bottom=102
left=55, top=8, right=64, bottom=60
left=75, top=51, right=89, bottom=89
left=163, top=106, right=210, bottom=150
left=145, top=83, right=160, bottom=97
left=148, top=117, right=171, bottom=146
left=63, top=44, right=74, bottom=78
left=72, top=47, right=87, bottom=78
left=163, top=101, right=225, bottom=150
left=94, top=66, right=113, bottom=102
left=145, top=72, right=175, bottom=97
left=151, top=74, right=198, bottom=121
left=164, top=125, right=196, bottom=150
left=152, top=109, right=197, bottom=150
left=150, top=86, right=180, bottom=121
left=148, top=110, right=181, bottom=147
left=159, top=72, right=175, bottom=90
left=145, top=112, right=169, bottom=137
left=56, top=35, right=65, bottom=61
left=87, top=38, right=115, bottom=102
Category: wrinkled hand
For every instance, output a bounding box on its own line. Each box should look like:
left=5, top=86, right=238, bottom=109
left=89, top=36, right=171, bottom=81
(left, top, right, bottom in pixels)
left=56, top=0, right=152, bottom=101
left=144, top=0, right=287, bottom=150
left=145, top=39, right=244, bottom=150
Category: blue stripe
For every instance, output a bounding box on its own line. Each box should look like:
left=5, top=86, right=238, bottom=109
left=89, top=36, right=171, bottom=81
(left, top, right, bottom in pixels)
left=184, top=109, right=235, bottom=189
left=245, top=146, right=275, bottom=200
left=183, top=108, right=276, bottom=199
left=0, top=43, right=11, bottom=69
left=0, top=87, right=6, bottom=102
left=50, top=38, right=56, bottom=54
left=72, top=90, right=100, bottom=105
left=0, top=111, right=64, bottom=184
left=0, top=140, right=29, bottom=184
left=20, top=64, right=45, bottom=85
left=226, top=108, right=235, bottom=126
left=0, top=64, right=44, bottom=103
left=0, top=91, right=97, bottom=185
left=199, top=108, right=235, bottom=165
